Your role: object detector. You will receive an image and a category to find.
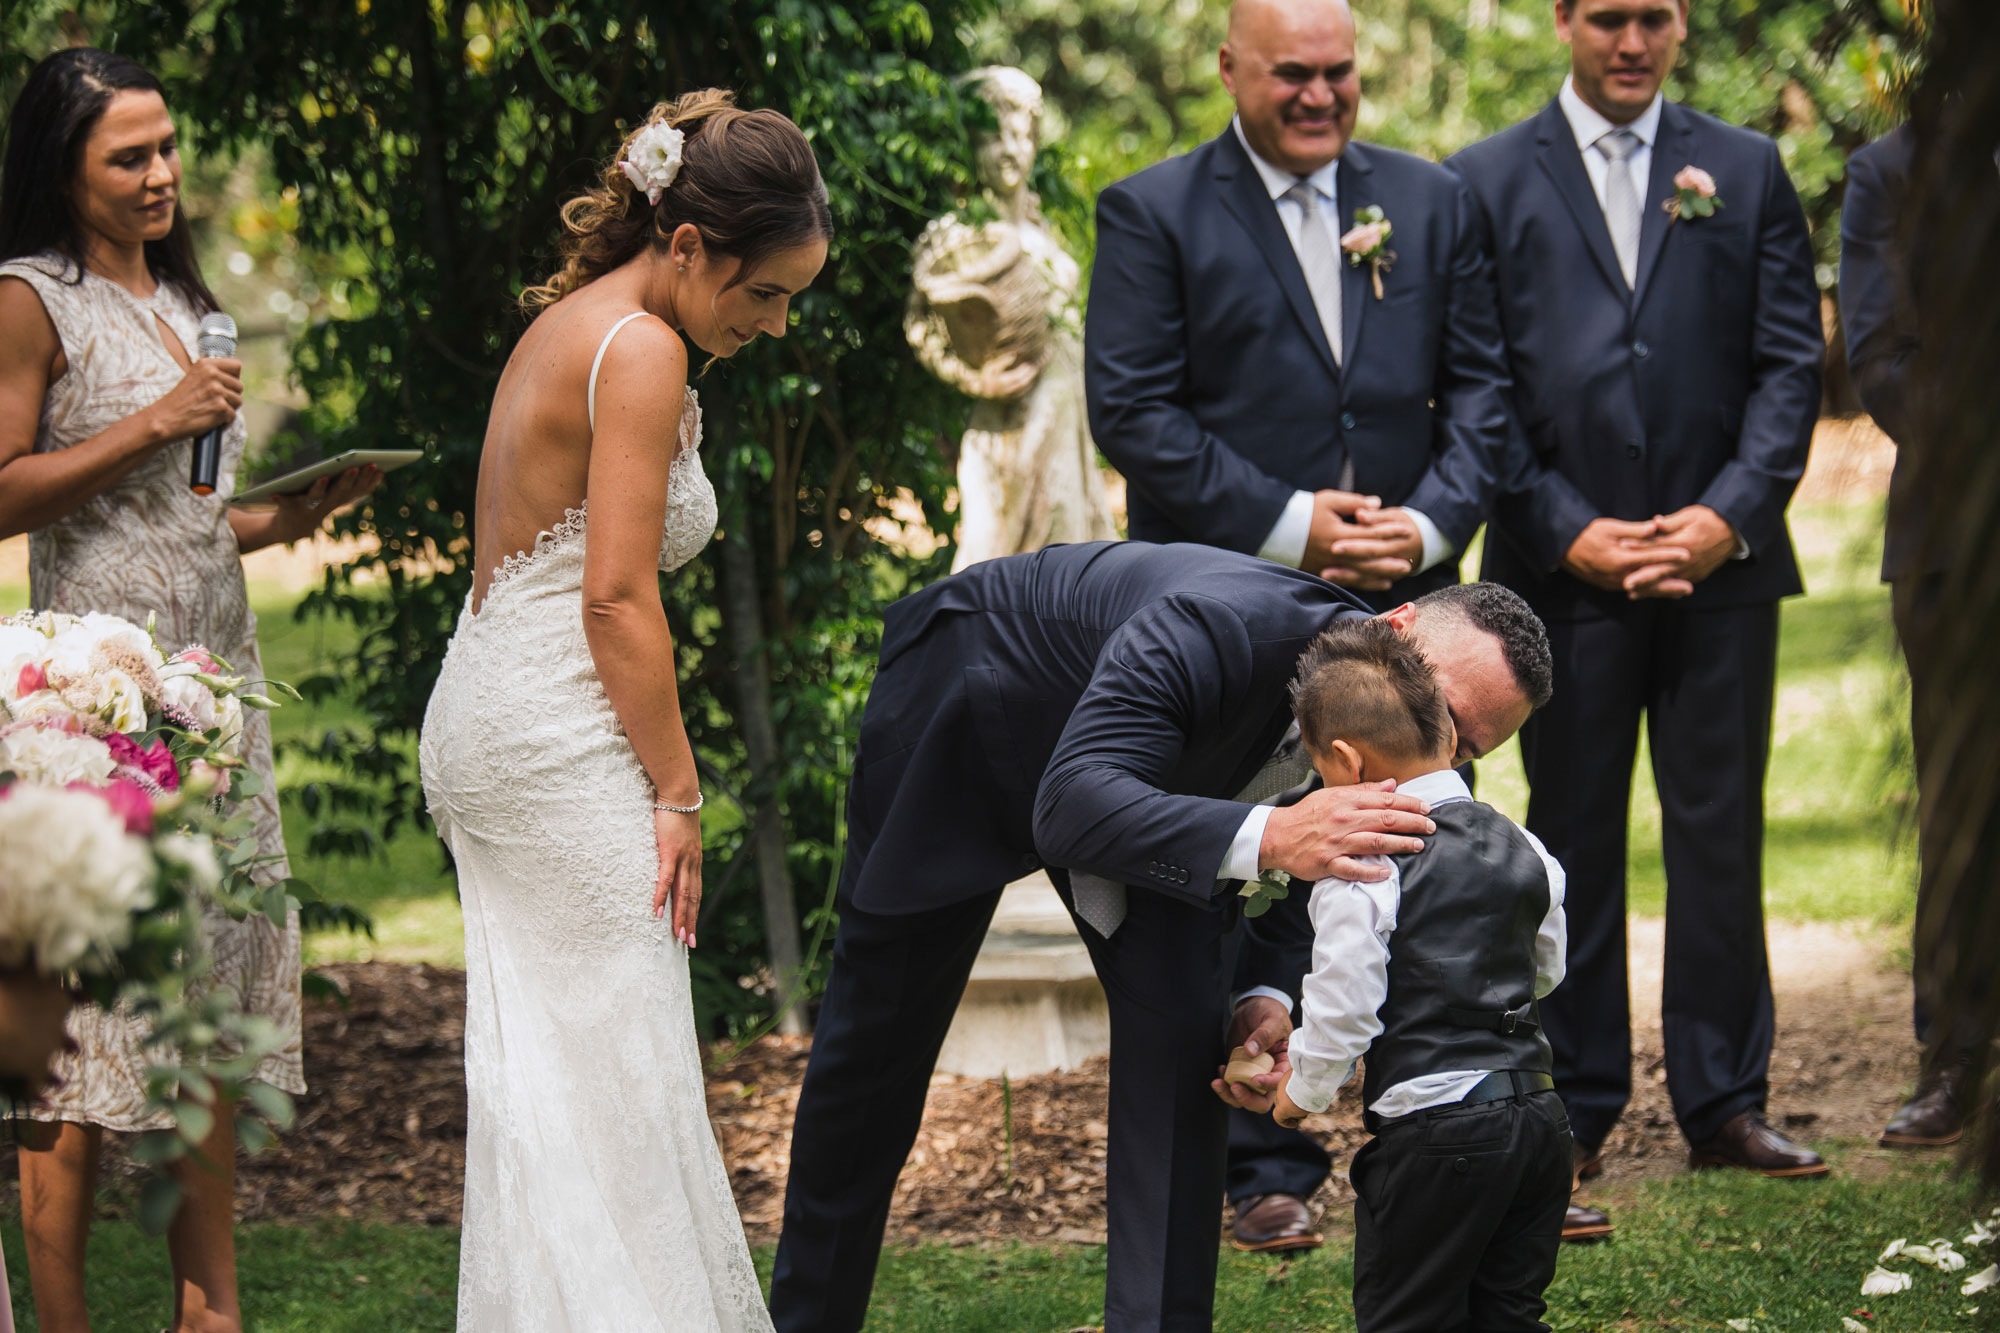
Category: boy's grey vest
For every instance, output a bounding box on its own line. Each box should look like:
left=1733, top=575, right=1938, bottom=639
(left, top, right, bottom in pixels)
left=1359, top=798, right=1555, bottom=1105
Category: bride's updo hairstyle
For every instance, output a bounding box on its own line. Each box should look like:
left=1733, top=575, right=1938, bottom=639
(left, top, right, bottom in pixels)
left=523, top=89, right=831, bottom=308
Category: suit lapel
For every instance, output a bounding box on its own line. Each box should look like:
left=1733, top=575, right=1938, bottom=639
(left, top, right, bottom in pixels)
left=1212, top=131, right=1342, bottom=379
left=1533, top=100, right=1629, bottom=303
left=1337, top=145, right=1373, bottom=377
left=1632, top=103, right=1696, bottom=309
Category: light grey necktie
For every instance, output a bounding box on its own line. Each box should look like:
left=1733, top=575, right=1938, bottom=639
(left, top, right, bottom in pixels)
left=1070, top=725, right=1317, bottom=938
left=1283, top=181, right=1344, bottom=366
left=1596, top=128, right=1642, bottom=289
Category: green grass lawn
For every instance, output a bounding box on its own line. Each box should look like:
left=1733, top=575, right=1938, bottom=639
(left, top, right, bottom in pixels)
left=4, top=1150, right=1987, bottom=1331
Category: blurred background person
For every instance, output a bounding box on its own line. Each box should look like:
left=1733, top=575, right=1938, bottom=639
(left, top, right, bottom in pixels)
left=0, top=47, right=378, bottom=1333
left=1838, top=117, right=1996, bottom=1151
left=1447, top=0, right=1827, bottom=1242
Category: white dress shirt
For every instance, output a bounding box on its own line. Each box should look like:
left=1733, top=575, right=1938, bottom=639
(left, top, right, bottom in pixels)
left=1282, top=769, right=1568, bottom=1118
left=1228, top=118, right=1451, bottom=578
left=1556, top=76, right=1662, bottom=216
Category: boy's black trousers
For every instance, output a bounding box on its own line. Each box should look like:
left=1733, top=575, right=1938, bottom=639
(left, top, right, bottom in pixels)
left=1349, top=1087, right=1573, bottom=1332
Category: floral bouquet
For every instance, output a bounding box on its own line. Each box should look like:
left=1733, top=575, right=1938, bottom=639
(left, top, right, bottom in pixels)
left=0, top=609, right=305, bottom=1230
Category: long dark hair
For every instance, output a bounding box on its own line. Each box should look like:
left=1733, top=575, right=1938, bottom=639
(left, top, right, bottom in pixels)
left=0, top=47, right=216, bottom=312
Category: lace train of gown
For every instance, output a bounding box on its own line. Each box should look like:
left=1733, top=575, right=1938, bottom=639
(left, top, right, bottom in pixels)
left=420, top=387, right=771, bottom=1331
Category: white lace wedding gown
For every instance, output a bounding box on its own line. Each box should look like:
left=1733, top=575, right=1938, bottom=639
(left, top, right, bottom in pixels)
left=420, top=314, right=772, bottom=1331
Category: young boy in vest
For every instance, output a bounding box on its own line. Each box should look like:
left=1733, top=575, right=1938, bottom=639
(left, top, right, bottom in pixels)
left=1270, top=616, right=1571, bottom=1332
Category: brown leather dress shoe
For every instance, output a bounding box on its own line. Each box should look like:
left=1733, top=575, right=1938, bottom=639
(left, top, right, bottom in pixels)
left=1230, top=1192, right=1324, bottom=1253
left=1562, top=1201, right=1614, bottom=1242
left=1881, top=1065, right=1967, bottom=1147
left=1688, top=1110, right=1830, bottom=1177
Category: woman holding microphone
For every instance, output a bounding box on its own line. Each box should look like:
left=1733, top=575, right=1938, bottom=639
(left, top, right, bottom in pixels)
left=0, top=48, right=379, bottom=1332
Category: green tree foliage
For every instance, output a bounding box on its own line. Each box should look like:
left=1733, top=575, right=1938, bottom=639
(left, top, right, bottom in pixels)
left=986, top=0, right=1923, bottom=281
left=57, top=0, right=993, bottom=1034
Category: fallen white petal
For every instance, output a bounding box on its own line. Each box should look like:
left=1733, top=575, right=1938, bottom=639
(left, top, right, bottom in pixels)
left=1841, top=1320, right=1869, bottom=1333
left=1967, top=1219, right=1998, bottom=1247
left=1964, top=1263, right=2000, bottom=1296
left=1901, top=1242, right=1940, bottom=1265
left=1862, top=1266, right=1914, bottom=1296
left=1725, top=1320, right=1754, bottom=1332
left=1880, top=1237, right=1908, bottom=1262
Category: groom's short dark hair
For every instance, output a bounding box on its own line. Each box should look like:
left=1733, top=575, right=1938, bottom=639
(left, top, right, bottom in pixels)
left=1413, top=583, right=1555, bottom=709
left=1291, top=619, right=1453, bottom=763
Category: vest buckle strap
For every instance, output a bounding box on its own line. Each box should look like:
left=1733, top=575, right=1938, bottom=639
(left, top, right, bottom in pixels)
left=1445, top=1003, right=1541, bottom=1035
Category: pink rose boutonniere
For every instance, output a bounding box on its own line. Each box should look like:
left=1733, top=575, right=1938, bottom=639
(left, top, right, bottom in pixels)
left=1665, top=166, right=1721, bottom=222
left=1340, top=205, right=1396, bottom=300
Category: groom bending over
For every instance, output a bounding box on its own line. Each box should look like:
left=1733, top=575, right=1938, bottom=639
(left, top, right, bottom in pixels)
left=769, top=540, right=1548, bottom=1333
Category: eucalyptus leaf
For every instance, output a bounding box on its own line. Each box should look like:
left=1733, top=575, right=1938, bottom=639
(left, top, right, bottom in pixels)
left=136, top=1176, right=186, bottom=1236
left=129, top=1130, right=188, bottom=1166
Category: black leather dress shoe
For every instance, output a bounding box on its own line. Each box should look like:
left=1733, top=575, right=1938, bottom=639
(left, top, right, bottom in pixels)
left=1881, top=1065, right=1968, bottom=1147
left=1230, top=1193, right=1324, bottom=1253
left=1562, top=1202, right=1614, bottom=1242
left=1688, top=1110, right=1830, bottom=1177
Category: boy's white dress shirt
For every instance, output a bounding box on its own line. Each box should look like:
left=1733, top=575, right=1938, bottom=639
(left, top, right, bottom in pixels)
left=1284, top=768, right=1568, bottom=1117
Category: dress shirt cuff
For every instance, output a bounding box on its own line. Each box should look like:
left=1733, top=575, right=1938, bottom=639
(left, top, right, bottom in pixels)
left=1283, top=1059, right=1352, bottom=1116
left=1731, top=530, right=1751, bottom=560
left=1233, top=985, right=1295, bottom=1015
left=1221, top=804, right=1275, bottom=883
left=1403, top=507, right=1453, bottom=574
left=1257, top=489, right=1316, bottom=569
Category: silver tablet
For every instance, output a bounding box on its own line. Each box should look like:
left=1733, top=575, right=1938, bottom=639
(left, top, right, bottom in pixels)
left=231, top=449, right=425, bottom=505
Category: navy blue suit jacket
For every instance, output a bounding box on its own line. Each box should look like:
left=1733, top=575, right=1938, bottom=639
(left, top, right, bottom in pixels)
left=1448, top=99, right=1824, bottom=619
left=846, top=543, right=1361, bottom=971
left=1084, top=129, right=1518, bottom=576
left=1840, top=126, right=1938, bottom=580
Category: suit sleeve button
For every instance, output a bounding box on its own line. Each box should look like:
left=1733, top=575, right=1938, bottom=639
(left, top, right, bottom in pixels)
left=1633, top=340, right=1650, bottom=359
left=1625, top=442, right=1642, bottom=459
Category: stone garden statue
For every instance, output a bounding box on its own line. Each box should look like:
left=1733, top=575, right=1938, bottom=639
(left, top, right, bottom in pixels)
left=907, top=66, right=1116, bottom=572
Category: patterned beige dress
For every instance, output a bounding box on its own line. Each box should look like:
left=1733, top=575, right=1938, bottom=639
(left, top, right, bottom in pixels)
left=1, top=252, right=304, bottom=1129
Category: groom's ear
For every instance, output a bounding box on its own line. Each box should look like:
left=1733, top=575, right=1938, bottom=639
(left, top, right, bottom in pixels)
left=1377, top=602, right=1420, bottom=634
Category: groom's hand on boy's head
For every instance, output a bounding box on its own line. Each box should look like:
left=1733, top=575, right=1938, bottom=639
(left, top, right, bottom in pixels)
left=1259, top=780, right=1434, bottom=883
left=1212, top=995, right=1293, bottom=1112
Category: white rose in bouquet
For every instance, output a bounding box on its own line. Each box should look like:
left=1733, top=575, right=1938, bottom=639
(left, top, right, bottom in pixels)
left=91, top=668, right=149, bottom=734
left=0, top=785, right=157, bottom=971
left=0, top=723, right=117, bottom=786
left=157, top=664, right=219, bottom=732
left=156, top=831, right=224, bottom=891
left=74, top=611, right=165, bottom=670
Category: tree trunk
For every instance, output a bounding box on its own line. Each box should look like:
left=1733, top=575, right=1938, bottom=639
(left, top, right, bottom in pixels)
left=721, top=522, right=809, bottom=1036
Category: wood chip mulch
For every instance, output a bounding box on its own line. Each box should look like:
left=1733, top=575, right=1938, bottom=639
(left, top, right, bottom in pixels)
left=2, top=944, right=1924, bottom=1244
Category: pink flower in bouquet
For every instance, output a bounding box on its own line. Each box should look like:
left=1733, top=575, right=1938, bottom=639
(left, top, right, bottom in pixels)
left=172, top=646, right=221, bottom=675
left=17, top=661, right=46, bottom=696
left=104, top=731, right=180, bottom=792
left=1673, top=166, right=1717, bottom=198
left=185, top=759, right=232, bottom=799
left=71, top=777, right=155, bottom=835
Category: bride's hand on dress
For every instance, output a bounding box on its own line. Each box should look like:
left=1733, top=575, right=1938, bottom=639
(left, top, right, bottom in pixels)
left=653, top=807, right=703, bottom=947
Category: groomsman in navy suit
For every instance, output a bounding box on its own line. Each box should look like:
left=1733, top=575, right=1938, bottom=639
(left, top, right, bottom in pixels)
left=1447, top=0, right=1828, bottom=1240
left=1085, top=0, right=1520, bottom=1253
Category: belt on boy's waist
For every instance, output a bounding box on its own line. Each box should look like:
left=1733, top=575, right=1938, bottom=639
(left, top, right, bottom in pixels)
left=1362, top=1069, right=1556, bottom=1134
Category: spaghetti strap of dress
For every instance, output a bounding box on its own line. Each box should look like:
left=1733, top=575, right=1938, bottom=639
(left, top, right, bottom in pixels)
left=587, top=311, right=651, bottom=431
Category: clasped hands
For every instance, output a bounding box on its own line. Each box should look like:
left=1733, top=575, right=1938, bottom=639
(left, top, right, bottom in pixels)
left=1303, top=490, right=1423, bottom=591
left=1562, top=505, right=1738, bottom=600
left=1211, top=997, right=1315, bottom=1128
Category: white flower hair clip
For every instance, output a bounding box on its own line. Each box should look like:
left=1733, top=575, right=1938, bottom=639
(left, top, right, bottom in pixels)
left=619, top=121, right=686, bottom=205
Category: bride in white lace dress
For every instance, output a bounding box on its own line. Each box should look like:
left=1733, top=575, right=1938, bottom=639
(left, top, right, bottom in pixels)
left=419, top=90, right=830, bottom=1331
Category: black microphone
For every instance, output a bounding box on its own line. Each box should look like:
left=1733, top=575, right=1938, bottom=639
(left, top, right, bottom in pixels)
left=188, top=311, right=237, bottom=496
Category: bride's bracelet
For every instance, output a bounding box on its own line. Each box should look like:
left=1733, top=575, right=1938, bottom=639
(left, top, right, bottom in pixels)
left=653, top=791, right=704, bottom=815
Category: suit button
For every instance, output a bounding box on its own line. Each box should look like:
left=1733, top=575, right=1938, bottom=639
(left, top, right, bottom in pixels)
left=1625, top=441, right=1642, bottom=459
left=1455, top=1157, right=1471, bottom=1175
left=1633, top=340, right=1650, bottom=359
left=1019, top=854, right=1038, bottom=872
left=1340, top=411, right=1357, bottom=431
